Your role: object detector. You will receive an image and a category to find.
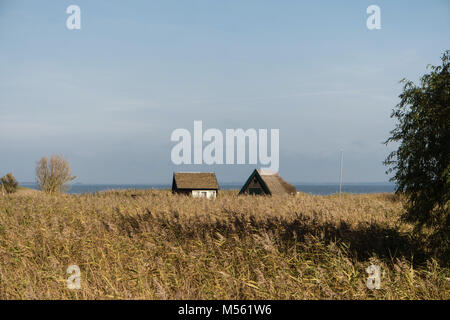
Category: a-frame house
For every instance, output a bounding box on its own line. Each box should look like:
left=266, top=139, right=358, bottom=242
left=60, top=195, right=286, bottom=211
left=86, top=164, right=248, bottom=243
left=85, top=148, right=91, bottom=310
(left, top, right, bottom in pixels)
left=238, top=169, right=296, bottom=196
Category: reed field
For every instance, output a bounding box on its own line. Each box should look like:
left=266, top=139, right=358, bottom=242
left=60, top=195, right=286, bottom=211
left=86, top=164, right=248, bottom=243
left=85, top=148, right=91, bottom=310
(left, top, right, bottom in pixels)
left=0, top=189, right=448, bottom=299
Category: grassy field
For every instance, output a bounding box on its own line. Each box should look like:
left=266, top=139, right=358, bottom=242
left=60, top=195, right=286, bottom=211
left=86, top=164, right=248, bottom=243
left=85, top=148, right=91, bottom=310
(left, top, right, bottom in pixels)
left=0, top=189, right=448, bottom=299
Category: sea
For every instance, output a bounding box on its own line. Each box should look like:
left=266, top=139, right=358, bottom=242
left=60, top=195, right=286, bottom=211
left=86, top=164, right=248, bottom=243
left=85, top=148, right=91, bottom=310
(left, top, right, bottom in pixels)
left=20, top=183, right=395, bottom=195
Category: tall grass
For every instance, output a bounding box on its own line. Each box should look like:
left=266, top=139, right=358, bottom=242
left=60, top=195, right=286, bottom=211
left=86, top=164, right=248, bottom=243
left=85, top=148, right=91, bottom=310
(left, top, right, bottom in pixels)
left=0, top=190, right=448, bottom=299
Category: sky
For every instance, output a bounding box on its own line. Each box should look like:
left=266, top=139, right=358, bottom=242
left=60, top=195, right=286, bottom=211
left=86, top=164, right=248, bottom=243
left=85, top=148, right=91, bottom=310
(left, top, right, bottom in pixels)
left=0, top=0, right=449, bottom=184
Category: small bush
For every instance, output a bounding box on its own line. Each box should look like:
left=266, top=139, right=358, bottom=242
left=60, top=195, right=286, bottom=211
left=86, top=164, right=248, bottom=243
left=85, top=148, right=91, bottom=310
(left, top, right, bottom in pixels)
left=36, top=155, right=76, bottom=194
left=1, top=173, right=18, bottom=194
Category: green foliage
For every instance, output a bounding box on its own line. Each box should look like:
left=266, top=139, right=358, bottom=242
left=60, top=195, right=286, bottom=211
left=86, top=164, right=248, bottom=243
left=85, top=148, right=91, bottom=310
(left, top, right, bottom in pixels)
left=384, top=50, right=449, bottom=252
left=1, top=173, right=19, bottom=194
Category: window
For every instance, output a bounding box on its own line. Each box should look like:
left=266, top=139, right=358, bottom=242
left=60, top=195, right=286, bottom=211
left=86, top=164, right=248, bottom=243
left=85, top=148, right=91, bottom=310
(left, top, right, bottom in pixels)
left=249, top=188, right=262, bottom=195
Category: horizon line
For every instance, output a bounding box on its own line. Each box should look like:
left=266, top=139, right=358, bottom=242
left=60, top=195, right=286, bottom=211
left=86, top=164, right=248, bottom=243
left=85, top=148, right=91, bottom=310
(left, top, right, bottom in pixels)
left=19, top=181, right=395, bottom=186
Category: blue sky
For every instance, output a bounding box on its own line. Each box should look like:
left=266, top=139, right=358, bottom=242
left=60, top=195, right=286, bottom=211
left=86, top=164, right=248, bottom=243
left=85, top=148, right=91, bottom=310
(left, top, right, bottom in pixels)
left=1, top=0, right=449, bottom=184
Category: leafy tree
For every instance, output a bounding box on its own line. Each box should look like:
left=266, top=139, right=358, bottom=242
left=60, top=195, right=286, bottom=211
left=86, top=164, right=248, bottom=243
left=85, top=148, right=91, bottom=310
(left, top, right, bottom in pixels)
left=384, top=50, right=449, bottom=251
left=36, top=155, right=76, bottom=194
left=0, top=173, right=19, bottom=194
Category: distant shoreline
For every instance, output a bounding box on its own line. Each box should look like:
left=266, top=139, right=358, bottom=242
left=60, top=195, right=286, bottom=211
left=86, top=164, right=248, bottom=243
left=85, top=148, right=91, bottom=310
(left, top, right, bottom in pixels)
left=18, top=183, right=395, bottom=196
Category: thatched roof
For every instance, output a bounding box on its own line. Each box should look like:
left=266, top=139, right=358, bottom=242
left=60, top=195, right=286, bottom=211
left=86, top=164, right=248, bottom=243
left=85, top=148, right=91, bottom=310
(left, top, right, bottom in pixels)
left=258, top=170, right=296, bottom=195
left=172, top=172, right=219, bottom=190
left=239, top=169, right=296, bottom=195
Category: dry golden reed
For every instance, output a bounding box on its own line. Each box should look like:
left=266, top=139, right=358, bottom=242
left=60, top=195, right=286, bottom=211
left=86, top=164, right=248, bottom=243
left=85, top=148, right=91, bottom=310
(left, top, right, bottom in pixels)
left=0, top=189, right=448, bottom=299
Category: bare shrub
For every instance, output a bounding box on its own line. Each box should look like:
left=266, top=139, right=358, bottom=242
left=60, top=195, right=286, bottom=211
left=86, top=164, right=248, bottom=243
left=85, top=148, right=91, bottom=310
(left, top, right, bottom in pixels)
left=36, top=155, right=76, bottom=194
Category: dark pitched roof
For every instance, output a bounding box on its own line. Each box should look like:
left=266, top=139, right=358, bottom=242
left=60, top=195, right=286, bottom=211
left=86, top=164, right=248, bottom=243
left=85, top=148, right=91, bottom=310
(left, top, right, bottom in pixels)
left=172, top=172, right=219, bottom=190
left=239, top=169, right=296, bottom=195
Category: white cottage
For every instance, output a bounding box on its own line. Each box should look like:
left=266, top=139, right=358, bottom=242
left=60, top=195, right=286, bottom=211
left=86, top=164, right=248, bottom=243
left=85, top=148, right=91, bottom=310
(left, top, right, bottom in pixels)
left=171, top=172, right=219, bottom=199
